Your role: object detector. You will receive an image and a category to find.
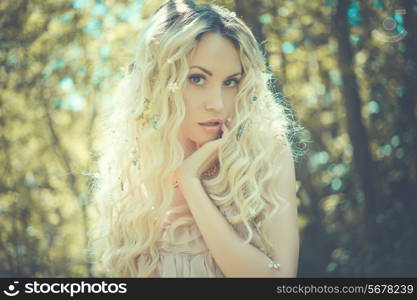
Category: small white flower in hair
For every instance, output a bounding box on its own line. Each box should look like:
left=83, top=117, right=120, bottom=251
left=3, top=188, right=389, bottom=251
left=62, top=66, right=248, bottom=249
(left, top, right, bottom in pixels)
left=229, top=11, right=236, bottom=18
left=167, top=82, right=179, bottom=93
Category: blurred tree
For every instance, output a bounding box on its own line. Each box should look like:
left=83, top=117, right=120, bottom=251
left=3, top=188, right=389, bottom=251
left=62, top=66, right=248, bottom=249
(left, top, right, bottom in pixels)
left=0, top=0, right=144, bottom=277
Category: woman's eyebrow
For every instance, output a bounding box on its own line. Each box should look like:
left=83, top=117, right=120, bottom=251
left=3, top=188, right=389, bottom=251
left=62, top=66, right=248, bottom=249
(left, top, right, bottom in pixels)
left=189, top=65, right=242, bottom=78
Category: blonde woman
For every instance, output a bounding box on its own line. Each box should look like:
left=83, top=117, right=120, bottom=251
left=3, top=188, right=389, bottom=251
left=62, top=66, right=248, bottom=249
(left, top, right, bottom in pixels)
left=89, top=0, right=307, bottom=278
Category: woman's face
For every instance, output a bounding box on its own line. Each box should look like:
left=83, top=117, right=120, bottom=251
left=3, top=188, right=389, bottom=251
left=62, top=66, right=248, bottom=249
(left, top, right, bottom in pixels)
left=178, top=32, right=243, bottom=156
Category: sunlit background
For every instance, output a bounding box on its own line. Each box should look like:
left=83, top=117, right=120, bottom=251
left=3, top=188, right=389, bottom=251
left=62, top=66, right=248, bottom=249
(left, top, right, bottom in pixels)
left=0, top=0, right=416, bottom=277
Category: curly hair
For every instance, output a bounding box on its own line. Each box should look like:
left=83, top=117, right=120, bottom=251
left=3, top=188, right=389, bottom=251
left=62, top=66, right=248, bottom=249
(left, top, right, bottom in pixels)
left=87, top=0, right=309, bottom=277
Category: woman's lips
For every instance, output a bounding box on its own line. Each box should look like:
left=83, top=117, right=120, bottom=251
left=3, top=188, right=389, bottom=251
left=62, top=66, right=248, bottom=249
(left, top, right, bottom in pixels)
left=199, top=123, right=221, bottom=134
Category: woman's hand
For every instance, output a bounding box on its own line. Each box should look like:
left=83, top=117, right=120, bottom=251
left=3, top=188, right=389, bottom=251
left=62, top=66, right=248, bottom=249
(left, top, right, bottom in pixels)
left=174, top=120, right=231, bottom=184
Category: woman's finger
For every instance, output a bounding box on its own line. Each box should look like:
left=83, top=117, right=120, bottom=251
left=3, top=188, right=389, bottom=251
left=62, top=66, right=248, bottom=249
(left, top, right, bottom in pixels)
left=221, top=122, right=229, bottom=135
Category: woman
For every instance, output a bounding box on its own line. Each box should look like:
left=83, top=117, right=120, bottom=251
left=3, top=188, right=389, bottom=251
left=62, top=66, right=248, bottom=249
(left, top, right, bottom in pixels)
left=88, top=0, right=307, bottom=278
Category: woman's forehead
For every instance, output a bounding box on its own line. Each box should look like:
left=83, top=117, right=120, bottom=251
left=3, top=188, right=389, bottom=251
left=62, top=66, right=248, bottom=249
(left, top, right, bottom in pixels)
left=187, top=33, right=242, bottom=74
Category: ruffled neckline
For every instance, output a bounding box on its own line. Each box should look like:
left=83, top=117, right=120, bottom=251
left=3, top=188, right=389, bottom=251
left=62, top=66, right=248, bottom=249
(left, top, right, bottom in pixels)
left=157, top=202, right=268, bottom=258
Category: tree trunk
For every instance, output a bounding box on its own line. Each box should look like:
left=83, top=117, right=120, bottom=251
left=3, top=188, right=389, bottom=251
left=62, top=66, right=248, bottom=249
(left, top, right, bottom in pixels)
left=332, top=1, right=382, bottom=247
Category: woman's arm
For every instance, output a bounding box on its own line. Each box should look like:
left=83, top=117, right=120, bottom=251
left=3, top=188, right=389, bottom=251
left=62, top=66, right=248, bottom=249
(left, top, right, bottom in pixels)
left=180, top=177, right=283, bottom=277
left=179, top=144, right=299, bottom=278
left=261, top=145, right=300, bottom=277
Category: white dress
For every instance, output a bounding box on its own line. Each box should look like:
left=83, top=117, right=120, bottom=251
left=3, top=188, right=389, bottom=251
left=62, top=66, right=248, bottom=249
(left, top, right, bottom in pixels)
left=136, top=203, right=269, bottom=277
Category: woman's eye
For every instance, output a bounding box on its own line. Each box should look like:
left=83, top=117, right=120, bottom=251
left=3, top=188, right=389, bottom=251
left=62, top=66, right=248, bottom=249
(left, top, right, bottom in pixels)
left=225, top=78, right=240, bottom=87
left=188, top=75, right=240, bottom=87
left=188, top=75, right=205, bottom=85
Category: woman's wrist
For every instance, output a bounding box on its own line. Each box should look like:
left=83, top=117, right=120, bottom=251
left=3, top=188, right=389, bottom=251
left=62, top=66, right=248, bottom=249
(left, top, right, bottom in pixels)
left=177, top=175, right=201, bottom=190
left=174, top=165, right=201, bottom=184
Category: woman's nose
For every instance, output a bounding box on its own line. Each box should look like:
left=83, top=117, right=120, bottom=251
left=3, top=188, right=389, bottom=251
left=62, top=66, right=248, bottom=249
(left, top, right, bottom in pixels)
left=205, top=87, right=224, bottom=111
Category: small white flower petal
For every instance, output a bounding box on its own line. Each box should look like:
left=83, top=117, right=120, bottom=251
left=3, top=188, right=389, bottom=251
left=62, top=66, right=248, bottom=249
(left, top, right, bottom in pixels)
left=268, top=259, right=281, bottom=270
left=167, top=82, right=179, bottom=93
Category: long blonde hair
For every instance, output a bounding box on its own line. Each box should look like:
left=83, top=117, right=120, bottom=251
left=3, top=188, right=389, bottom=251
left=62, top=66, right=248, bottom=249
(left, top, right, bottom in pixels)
left=88, top=0, right=308, bottom=277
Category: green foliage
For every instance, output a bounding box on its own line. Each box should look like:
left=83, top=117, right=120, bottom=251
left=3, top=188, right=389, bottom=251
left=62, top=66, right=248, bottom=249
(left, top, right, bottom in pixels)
left=0, top=0, right=144, bottom=277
